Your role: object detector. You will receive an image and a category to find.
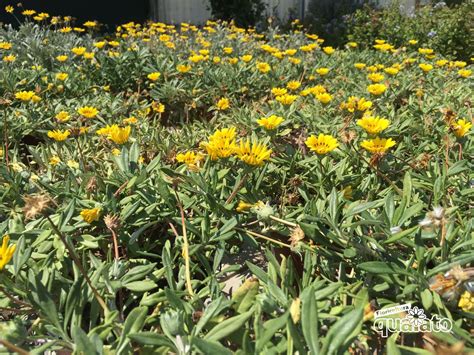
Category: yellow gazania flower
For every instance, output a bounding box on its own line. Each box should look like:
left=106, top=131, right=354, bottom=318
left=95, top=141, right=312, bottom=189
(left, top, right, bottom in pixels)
left=83, top=21, right=97, bottom=28
left=5, top=6, right=14, bottom=14
left=96, top=125, right=114, bottom=136
left=419, top=63, right=433, bottom=72
left=256, top=62, right=271, bottom=73
left=47, top=129, right=70, bottom=142
left=71, top=47, right=86, bottom=56
left=305, top=134, right=338, bottom=155
left=177, top=64, right=191, bottom=73
left=94, top=41, right=106, bottom=49
left=212, top=56, right=221, bottom=64
left=357, top=116, right=390, bottom=135
left=354, top=63, right=366, bottom=69
left=257, top=115, right=284, bottom=130
left=0, top=42, right=12, bottom=50
left=223, top=47, right=233, bottom=54
left=451, top=119, right=472, bottom=138
left=316, top=92, right=332, bottom=104
left=452, top=61, right=467, bottom=68
left=147, top=72, right=161, bottom=81
left=109, top=125, right=131, bottom=144
left=216, top=97, right=230, bottom=111
left=49, top=156, right=61, bottom=166
left=236, top=201, right=254, bottom=213
left=316, top=67, right=330, bottom=76
left=122, top=116, right=138, bottom=125
left=367, top=84, right=387, bottom=96
left=176, top=151, right=205, bottom=171
left=112, top=148, right=121, bottom=156
left=458, top=291, right=474, bottom=312
left=288, top=57, right=301, bottom=65
left=384, top=67, right=399, bottom=75
left=83, top=52, right=94, bottom=60
left=276, top=94, right=298, bottom=106
left=241, top=55, right=253, bottom=62
left=56, top=55, right=68, bottom=62
left=0, top=235, right=16, bottom=270
left=77, top=106, right=99, bottom=118
left=287, top=81, right=301, bottom=91
left=347, top=42, right=358, bottom=48
left=55, top=111, right=69, bottom=122
left=458, top=69, right=471, bottom=78
left=22, top=10, right=36, bottom=16
left=67, top=160, right=79, bottom=169
left=80, top=207, right=101, bottom=224
left=367, top=73, right=385, bottom=83
left=323, top=46, right=335, bottom=55
left=3, top=54, right=16, bottom=62
left=418, top=48, right=434, bottom=55
left=436, top=59, right=448, bottom=67
left=408, top=39, right=418, bottom=45
left=55, top=72, right=69, bottom=81
left=59, top=27, right=72, bottom=33
left=309, top=85, right=327, bottom=96
left=271, top=87, right=287, bottom=96
left=234, top=139, right=272, bottom=166
left=360, top=137, right=396, bottom=154
left=15, top=91, right=36, bottom=101
left=200, top=127, right=237, bottom=160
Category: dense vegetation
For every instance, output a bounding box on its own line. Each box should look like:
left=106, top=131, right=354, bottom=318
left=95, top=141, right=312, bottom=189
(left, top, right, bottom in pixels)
left=0, top=5, right=473, bottom=354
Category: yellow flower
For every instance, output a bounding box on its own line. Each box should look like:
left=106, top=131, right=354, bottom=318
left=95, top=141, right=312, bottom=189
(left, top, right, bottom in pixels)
left=77, top=106, right=99, bottom=118
left=367, top=73, right=385, bottom=83
left=59, top=27, right=72, bottom=33
left=236, top=201, right=254, bottom=213
left=305, top=134, right=338, bottom=155
left=276, top=94, right=298, bottom=105
left=47, top=130, right=70, bottom=142
left=458, top=69, right=471, bottom=78
left=451, top=119, right=472, bottom=138
left=384, top=67, right=399, bottom=75
left=94, top=41, right=106, bottom=49
left=49, top=156, right=61, bottom=166
left=458, top=291, right=473, bottom=312
left=55, top=72, right=69, bottom=81
left=22, top=10, right=36, bottom=16
left=200, top=127, right=237, bottom=160
left=177, top=64, right=191, bottom=73
left=67, top=160, right=79, bottom=169
left=15, top=91, right=36, bottom=101
left=80, top=207, right=101, bottom=224
left=354, top=63, right=366, bottom=69
left=418, top=48, right=433, bottom=55
left=287, top=81, right=301, bottom=90
left=214, top=97, right=230, bottom=111
left=316, top=92, right=332, bottom=104
left=0, top=235, right=16, bottom=270
left=109, top=126, right=131, bottom=144
left=241, top=54, right=253, bottom=62
left=0, top=42, right=12, bottom=50
left=176, top=151, right=205, bottom=171
left=419, top=63, right=433, bottom=72
left=55, top=111, right=69, bottom=122
left=83, top=52, right=94, bottom=60
left=256, top=62, right=271, bottom=73
left=361, top=137, right=396, bottom=154
left=212, top=56, right=221, bottom=64
left=83, top=21, right=97, bottom=28
left=3, top=54, right=16, bottom=62
left=367, top=84, right=387, bottom=96
left=323, top=46, right=335, bottom=55
left=316, top=67, right=330, bottom=76
left=56, top=55, right=68, bottom=62
left=257, top=115, right=284, bottom=130
left=288, top=57, right=301, bottom=65
left=436, top=59, right=448, bottom=67
left=123, top=116, right=138, bottom=125
left=357, top=115, right=390, bottom=135
left=5, top=5, right=14, bottom=14
left=271, top=87, right=287, bottom=96
left=71, top=47, right=86, bottom=56
left=339, top=96, right=373, bottom=112
left=147, top=72, right=161, bottom=81
left=452, top=61, right=467, bottom=68
left=347, top=42, right=358, bottom=48
left=408, top=39, right=418, bottom=45
left=223, top=47, right=233, bottom=54
left=234, top=139, right=272, bottom=166
left=112, top=148, right=121, bottom=156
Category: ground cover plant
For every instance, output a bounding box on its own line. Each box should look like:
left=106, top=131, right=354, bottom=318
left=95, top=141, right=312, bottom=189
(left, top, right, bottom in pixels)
left=0, top=5, right=473, bottom=354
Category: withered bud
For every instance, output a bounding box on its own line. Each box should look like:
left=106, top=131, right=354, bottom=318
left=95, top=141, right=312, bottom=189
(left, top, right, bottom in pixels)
left=104, top=214, right=121, bottom=232
left=289, top=226, right=305, bottom=247
left=86, top=176, right=97, bottom=192
left=23, top=194, right=52, bottom=220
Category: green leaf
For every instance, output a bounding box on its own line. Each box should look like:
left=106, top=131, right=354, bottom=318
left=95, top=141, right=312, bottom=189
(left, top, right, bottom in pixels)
left=301, top=286, right=319, bottom=354
left=204, top=309, right=253, bottom=342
